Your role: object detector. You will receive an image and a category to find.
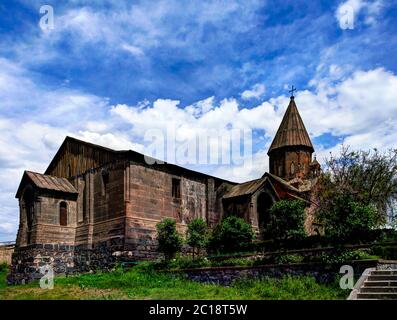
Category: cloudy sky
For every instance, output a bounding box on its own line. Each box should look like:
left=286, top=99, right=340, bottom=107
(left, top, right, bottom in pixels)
left=0, top=0, right=397, bottom=241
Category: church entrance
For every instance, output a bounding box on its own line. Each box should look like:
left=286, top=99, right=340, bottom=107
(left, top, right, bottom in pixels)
left=257, top=192, right=273, bottom=231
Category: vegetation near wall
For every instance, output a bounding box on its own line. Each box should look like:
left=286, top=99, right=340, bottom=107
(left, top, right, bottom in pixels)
left=264, top=200, right=306, bottom=241
left=316, top=146, right=397, bottom=237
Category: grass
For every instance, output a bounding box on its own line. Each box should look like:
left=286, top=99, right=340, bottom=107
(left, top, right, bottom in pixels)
left=0, top=263, right=348, bottom=300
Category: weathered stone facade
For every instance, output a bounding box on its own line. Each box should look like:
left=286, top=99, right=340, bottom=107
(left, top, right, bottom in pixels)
left=0, top=244, right=14, bottom=265
left=10, top=96, right=321, bottom=283
left=179, top=260, right=378, bottom=285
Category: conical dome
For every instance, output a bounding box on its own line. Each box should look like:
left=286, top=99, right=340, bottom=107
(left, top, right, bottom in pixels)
left=268, top=97, right=313, bottom=155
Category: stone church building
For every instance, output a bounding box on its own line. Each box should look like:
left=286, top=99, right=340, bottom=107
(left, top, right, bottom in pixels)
left=9, top=95, right=321, bottom=283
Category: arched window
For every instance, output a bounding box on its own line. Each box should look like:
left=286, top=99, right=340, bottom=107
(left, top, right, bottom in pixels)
left=60, top=202, right=68, bottom=226
left=291, top=162, right=295, bottom=175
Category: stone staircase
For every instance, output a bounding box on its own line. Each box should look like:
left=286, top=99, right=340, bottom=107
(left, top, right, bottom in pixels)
left=349, top=264, right=397, bottom=300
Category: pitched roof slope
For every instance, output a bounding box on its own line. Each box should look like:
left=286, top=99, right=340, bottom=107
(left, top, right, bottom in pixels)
left=268, top=97, right=314, bottom=154
left=16, top=171, right=78, bottom=198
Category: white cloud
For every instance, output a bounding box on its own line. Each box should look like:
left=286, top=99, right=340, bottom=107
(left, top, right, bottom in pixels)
left=336, top=0, right=383, bottom=28
left=121, top=43, right=144, bottom=57
left=241, top=83, right=266, bottom=100
left=1, top=54, right=397, bottom=240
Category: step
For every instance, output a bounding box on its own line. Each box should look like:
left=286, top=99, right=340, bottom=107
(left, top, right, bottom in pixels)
left=360, top=287, right=397, bottom=293
left=372, top=270, right=397, bottom=276
left=356, top=292, right=397, bottom=300
left=364, top=280, right=397, bottom=287
left=367, top=275, right=397, bottom=281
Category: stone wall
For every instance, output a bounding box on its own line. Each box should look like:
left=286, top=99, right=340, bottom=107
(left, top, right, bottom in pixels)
left=7, top=239, right=132, bottom=285
left=178, top=260, right=378, bottom=285
left=0, top=245, right=14, bottom=265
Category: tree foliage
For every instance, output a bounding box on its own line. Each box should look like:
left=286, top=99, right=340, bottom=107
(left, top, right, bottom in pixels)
left=265, top=200, right=307, bottom=241
left=319, top=193, right=377, bottom=241
left=208, top=216, right=254, bottom=253
left=186, top=218, right=209, bottom=258
left=318, top=146, right=397, bottom=224
left=156, top=218, right=183, bottom=261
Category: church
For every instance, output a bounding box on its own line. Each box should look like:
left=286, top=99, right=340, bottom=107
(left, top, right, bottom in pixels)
left=9, top=94, right=321, bottom=283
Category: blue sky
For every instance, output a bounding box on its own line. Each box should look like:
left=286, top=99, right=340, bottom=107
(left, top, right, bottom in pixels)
left=0, top=0, right=397, bottom=240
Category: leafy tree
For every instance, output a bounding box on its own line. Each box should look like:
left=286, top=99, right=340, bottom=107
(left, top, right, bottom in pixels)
left=186, top=218, right=209, bottom=259
left=208, top=216, right=254, bottom=253
left=319, top=193, right=377, bottom=241
left=318, top=146, right=397, bottom=224
left=265, top=200, right=307, bottom=241
left=156, top=218, right=183, bottom=261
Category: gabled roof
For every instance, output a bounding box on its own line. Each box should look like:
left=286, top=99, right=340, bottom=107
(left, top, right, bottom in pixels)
left=44, top=136, right=236, bottom=184
left=223, top=177, right=267, bottom=199
left=268, top=97, right=314, bottom=154
left=15, top=171, right=78, bottom=198
left=223, top=171, right=306, bottom=201
left=222, top=172, right=301, bottom=200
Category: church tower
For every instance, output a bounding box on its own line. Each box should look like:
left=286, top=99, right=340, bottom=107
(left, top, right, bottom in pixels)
left=268, top=91, right=314, bottom=181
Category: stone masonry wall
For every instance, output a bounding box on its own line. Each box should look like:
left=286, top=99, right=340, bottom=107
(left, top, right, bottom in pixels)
left=0, top=245, right=14, bottom=265
left=180, top=260, right=378, bottom=286
left=8, top=239, right=131, bottom=285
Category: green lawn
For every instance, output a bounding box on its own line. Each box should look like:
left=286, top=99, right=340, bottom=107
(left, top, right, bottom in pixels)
left=0, top=263, right=348, bottom=300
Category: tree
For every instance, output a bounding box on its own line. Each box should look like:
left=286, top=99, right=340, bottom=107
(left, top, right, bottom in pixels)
left=318, top=193, right=377, bottom=241
left=318, top=146, right=397, bottom=224
left=156, top=218, right=183, bottom=261
left=208, top=216, right=254, bottom=253
left=186, top=218, right=209, bottom=259
left=265, top=200, right=307, bottom=241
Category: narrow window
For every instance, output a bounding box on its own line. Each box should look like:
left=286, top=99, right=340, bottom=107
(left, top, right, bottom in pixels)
left=102, top=172, right=109, bottom=195
left=60, top=201, right=68, bottom=226
left=291, top=162, right=295, bottom=175
left=172, top=178, right=181, bottom=199
left=68, top=165, right=72, bottom=177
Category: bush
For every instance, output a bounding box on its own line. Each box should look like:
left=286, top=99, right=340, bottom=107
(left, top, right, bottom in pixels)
left=0, top=263, right=8, bottom=272
left=186, top=218, right=209, bottom=259
left=314, top=249, right=376, bottom=264
left=210, top=258, right=254, bottom=267
left=168, top=256, right=211, bottom=270
left=319, top=194, right=378, bottom=242
left=274, top=254, right=304, bottom=264
left=371, top=245, right=397, bottom=260
left=208, top=216, right=254, bottom=253
left=264, top=200, right=307, bottom=241
left=156, top=218, right=183, bottom=261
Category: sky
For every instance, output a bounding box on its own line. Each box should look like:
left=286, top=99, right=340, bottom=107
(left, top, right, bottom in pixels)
left=1, top=0, right=397, bottom=241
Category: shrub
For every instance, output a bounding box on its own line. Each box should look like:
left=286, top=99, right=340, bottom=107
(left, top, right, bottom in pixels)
left=169, top=256, right=211, bottom=270
left=264, top=200, right=307, bottom=241
left=210, top=258, right=254, bottom=267
left=371, top=245, right=397, bottom=260
left=314, top=249, right=376, bottom=264
left=186, top=218, right=209, bottom=259
left=208, top=216, right=254, bottom=253
left=0, top=263, right=8, bottom=272
left=319, top=194, right=378, bottom=242
left=156, top=218, right=183, bottom=261
left=274, top=254, right=304, bottom=264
